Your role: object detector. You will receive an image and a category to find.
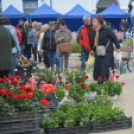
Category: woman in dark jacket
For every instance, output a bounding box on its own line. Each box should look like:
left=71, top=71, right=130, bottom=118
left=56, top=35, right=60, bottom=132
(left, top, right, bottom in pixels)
left=42, top=21, right=60, bottom=70
left=91, top=16, right=120, bottom=81
left=0, top=17, right=16, bottom=78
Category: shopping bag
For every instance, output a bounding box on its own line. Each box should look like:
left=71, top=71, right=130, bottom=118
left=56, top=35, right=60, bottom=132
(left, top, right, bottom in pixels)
left=114, top=52, right=122, bottom=71
left=86, top=55, right=95, bottom=75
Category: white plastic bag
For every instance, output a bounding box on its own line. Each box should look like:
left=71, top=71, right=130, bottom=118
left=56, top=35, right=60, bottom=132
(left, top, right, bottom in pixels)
left=114, top=52, right=122, bottom=71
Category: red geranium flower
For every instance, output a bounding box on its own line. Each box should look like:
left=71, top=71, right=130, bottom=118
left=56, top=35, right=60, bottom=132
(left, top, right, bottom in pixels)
left=50, top=78, right=54, bottom=82
left=15, top=76, right=21, bottom=80
left=19, top=86, right=25, bottom=91
left=112, top=70, right=115, bottom=74
left=0, top=89, right=7, bottom=96
left=84, top=76, right=89, bottom=79
left=2, top=78, right=9, bottom=83
left=14, top=94, right=25, bottom=99
left=19, top=90, right=26, bottom=94
left=115, top=75, right=120, bottom=79
left=11, top=80, right=20, bottom=86
left=0, top=77, right=3, bottom=82
left=8, top=75, right=14, bottom=79
left=97, top=76, right=102, bottom=82
left=6, top=92, right=14, bottom=96
left=24, top=93, right=32, bottom=99
left=40, top=99, right=49, bottom=106
left=77, top=79, right=82, bottom=83
left=82, top=84, right=87, bottom=89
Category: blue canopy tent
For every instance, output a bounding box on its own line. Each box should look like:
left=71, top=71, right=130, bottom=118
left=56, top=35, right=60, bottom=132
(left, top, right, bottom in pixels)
left=62, top=4, right=94, bottom=31
left=95, top=3, right=127, bottom=30
left=28, top=3, right=62, bottom=24
left=127, top=13, right=133, bottom=32
left=0, top=5, right=27, bottom=26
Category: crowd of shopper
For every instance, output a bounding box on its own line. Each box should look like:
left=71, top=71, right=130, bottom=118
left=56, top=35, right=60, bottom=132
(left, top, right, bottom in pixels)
left=0, top=15, right=122, bottom=83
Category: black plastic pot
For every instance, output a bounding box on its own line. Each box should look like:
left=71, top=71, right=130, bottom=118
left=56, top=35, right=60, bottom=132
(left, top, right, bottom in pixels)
left=44, top=123, right=89, bottom=134
left=91, top=117, right=132, bottom=133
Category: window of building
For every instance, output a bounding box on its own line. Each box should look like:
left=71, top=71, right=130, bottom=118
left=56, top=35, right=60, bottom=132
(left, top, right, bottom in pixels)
left=0, top=1, right=2, bottom=13
left=23, top=0, right=38, bottom=14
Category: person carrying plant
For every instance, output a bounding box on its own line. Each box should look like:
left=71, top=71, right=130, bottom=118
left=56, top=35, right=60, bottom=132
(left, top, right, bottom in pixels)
left=77, top=15, right=95, bottom=72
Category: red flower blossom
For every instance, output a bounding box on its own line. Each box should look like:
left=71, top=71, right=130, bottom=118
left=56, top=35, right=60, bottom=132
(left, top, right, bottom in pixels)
left=15, top=76, right=21, bottom=80
left=112, top=70, right=115, bottom=74
left=84, top=76, right=89, bottom=79
left=82, top=84, right=87, bottom=89
left=50, top=78, right=53, bottom=82
left=40, top=99, right=49, bottom=106
left=24, top=93, right=32, bottom=99
left=2, top=78, right=9, bottom=83
left=19, top=86, right=25, bottom=91
left=13, top=94, right=25, bottom=99
left=0, top=89, right=7, bottom=96
left=19, top=90, right=26, bottom=94
left=115, top=75, right=120, bottom=79
left=98, top=76, right=102, bottom=82
left=8, top=75, right=14, bottom=79
left=0, top=77, right=3, bottom=82
left=77, top=79, right=82, bottom=83
left=11, top=80, right=20, bottom=86
left=6, top=92, right=14, bottom=96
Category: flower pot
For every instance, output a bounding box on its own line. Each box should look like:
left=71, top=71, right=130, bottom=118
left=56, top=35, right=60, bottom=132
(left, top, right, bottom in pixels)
left=107, top=95, right=118, bottom=101
left=91, top=117, right=132, bottom=133
left=0, top=109, right=40, bottom=134
left=85, top=91, right=97, bottom=101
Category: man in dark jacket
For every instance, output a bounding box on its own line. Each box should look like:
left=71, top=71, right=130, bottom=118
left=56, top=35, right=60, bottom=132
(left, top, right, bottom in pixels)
left=119, top=18, right=128, bottom=43
left=17, top=24, right=26, bottom=59
left=77, top=15, right=95, bottom=72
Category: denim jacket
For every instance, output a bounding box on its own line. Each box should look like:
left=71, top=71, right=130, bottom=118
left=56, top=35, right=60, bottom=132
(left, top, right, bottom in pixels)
left=28, top=28, right=36, bottom=46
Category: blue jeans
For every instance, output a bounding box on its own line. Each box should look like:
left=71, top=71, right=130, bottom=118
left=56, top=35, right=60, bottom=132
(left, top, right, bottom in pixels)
left=121, top=32, right=126, bottom=43
left=46, top=51, right=60, bottom=70
left=80, top=48, right=89, bottom=72
left=10, top=54, right=18, bottom=76
left=20, top=44, right=24, bottom=59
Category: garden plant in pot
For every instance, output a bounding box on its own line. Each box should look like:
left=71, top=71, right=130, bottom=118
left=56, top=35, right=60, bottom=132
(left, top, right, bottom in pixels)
left=85, top=82, right=101, bottom=101
left=103, top=74, right=125, bottom=101
left=0, top=75, right=50, bottom=134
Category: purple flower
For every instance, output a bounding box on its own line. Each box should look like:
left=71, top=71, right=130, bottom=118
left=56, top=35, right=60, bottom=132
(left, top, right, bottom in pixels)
left=98, top=99, right=100, bottom=101
left=84, top=100, right=87, bottom=103
left=103, top=101, right=106, bottom=104
left=93, top=101, right=96, bottom=103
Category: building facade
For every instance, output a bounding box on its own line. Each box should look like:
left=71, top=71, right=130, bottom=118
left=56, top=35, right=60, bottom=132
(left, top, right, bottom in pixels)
left=0, top=0, right=132, bottom=14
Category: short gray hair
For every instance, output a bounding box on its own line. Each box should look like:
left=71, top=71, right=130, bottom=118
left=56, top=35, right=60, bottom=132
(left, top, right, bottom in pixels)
left=83, top=15, right=91, bottom=20
left=48, top=21, right=55, bottom=27
left=42, top=24, right=49, bottom=32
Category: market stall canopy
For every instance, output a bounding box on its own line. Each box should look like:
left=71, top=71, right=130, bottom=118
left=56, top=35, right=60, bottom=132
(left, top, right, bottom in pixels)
left=28, top=3, right=62, bottom=18
left=1, top=5, right=27, bottom=18
left=95, top=3, right=127, bottom=18
left=63, top=4, right=94, bottom=19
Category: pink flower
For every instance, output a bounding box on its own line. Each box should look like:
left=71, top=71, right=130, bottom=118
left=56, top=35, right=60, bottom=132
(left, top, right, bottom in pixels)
left=60, top=73, right=63, bottom=77
left=42, top=84, right=48, bottom=89
left=48, top=68, right=51, bottom=71
left=57, top=79, right=61, bottom=83
left=84, top=70, right=87, bottom=72
left=32, top=81, right=37, bottom=85
left=28, top=78, right=33, bottom=82
left=120, top=82, right=125, bottom=86
left=109, top=76, right=114, bottom=82
left=66, top=83, right=70, bottom=86
left=35, top=76, right=39, bottom=80
left=40, top=81, right=46, bottom=85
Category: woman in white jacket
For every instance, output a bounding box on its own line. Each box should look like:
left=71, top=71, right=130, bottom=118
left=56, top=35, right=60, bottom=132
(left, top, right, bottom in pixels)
left=38, top=24, right=50, bottom=68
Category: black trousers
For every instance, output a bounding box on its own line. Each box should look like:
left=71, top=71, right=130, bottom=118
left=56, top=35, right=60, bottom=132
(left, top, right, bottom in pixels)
left=43, top=52, right=50, bottom=68
left=0, top=70, right=10, bottom=78
left=26, top=44, right=32, bottom=59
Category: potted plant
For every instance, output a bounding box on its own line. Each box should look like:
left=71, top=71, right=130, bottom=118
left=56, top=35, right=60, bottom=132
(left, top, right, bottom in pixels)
left=68, top=83, right=87, bottom=103
left=41, top=102, right=90, bottom=134
left=55, top=86, right=65, bottom=105
left=103, top=75, right=124, bottom=101
left=85, top=82, right=100, bottom=101
left=0, top=75, right=50, bottom=134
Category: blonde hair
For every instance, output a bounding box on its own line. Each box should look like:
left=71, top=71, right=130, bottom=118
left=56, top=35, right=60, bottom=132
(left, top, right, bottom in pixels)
left=32, top=21, right=39, bottom=28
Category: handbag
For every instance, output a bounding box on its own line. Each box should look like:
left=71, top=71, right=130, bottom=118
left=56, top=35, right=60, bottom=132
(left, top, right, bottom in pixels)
left=59, top=37, right=72, bottom=53
left=96, top=40, right=110, bottom=56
